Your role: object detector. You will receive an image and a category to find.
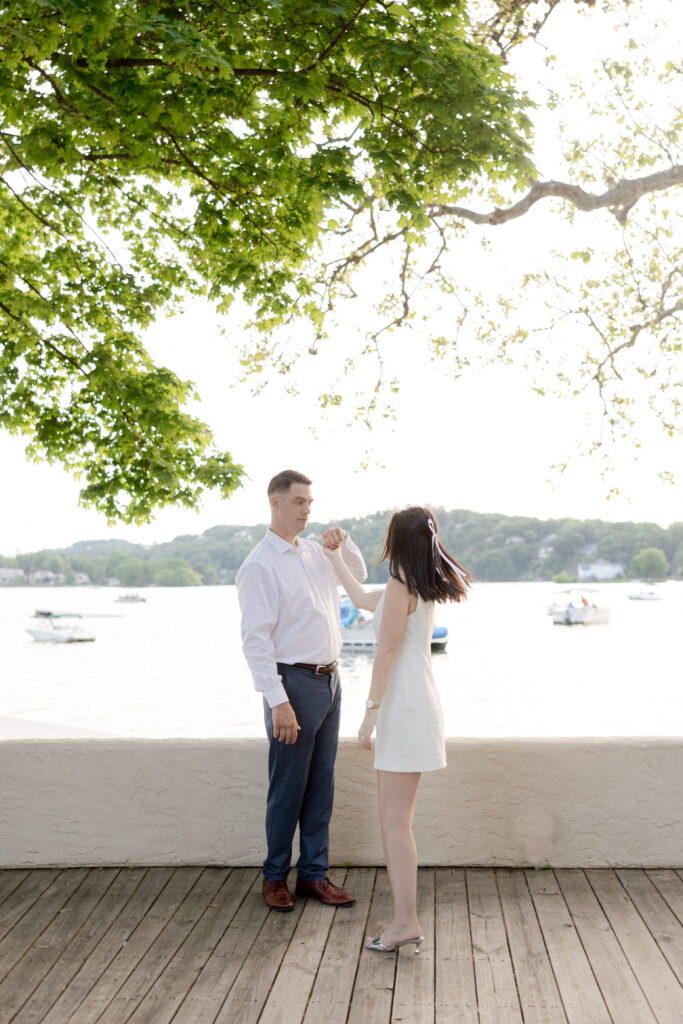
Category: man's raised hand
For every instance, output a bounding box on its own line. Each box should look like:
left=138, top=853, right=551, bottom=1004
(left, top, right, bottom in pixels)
left=322, top=527, right=347, bottom=551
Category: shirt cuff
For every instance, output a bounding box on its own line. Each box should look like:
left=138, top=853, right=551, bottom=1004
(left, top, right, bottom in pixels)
left=263, top=682, right=289, bottom=709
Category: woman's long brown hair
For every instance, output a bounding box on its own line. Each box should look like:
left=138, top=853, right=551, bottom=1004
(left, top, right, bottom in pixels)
left=379, top=507, right=474, bottom=603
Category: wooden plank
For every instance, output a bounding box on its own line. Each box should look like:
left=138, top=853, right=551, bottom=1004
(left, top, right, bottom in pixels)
left=647, top=870, right=683, bottom=927
left=172, top=871, right=269, bottom=1024
left=92, top=868, right=230, bottom=1024
left=14, top=868, right=149, bottom=1024
left=619, top=870, right=683, bottom=981
left=302, top=868, right=375, bottom=1024
left=67, top=867, right=203, bottom=1024
left=525, top=870, right=611, bottom=1024
left=0, top=869, right=88, bottom=979
left=434, top=868, right=478, bottom=1024
left=496, top=869, right=568, bottom=1024
left=0, top=868, right=120, bottom=1022
left=0, top=870, right=61, bottom=949
left=468, top=867, right=523, bottom=1024
left=211, top=896, right=305, bottom=1024
left=41, top=868, right=174, bottom=1024
left=256, top=872, right=345, bottom=1024
left=0, top=871, right=30, bottom=910
left=555, top=869, right=657, bottom=1024
left=391, top=868, right=435, bottom=1024
left=126, top=868, right=258, bottom=1024
left=347, top=868, right=395, bottom=1024
left=587, top=868, right=683, bottom=1024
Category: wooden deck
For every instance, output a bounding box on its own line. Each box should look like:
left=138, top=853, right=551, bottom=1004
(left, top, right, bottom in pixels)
left=2, top=867, right=683, bottom=1023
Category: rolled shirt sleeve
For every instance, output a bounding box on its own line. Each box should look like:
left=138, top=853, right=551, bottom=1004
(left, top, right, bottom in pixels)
left=341, top=534, right=368, bottom=583
left=236, top=561, right=289, bottom=708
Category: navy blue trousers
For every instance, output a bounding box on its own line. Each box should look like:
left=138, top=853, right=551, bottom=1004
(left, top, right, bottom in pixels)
left=262, top=664, right=341, bottom=882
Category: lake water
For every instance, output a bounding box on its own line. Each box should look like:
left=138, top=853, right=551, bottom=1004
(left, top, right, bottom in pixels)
left=0, top=582, right=678, bottom=738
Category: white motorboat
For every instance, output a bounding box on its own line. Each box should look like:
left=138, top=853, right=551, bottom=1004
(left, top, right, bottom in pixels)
left=628, top=589, right=662, bottom=601
left=26, top=622, right=95, bottom=643
left=116, top=593, right=146, bottom=603
left=550, top=589, right=610, bottom=626
left=340, top=597, right=449, bottom=650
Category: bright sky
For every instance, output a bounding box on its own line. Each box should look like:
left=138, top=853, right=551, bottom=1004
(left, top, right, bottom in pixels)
left=2, top=0, right=681, bottom=557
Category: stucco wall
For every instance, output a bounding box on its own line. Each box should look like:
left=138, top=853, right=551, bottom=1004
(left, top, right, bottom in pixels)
left=2, top=737, right=682, bottom=868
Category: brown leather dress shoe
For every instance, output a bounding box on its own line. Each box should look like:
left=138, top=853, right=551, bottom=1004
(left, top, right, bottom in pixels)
left=263, top=879, right=295, bottom=911
left=295, top=877, right=355, bottom=907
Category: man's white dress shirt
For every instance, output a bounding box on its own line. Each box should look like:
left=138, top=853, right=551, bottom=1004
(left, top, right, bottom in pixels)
left=236, top=529, right=367, bottom=708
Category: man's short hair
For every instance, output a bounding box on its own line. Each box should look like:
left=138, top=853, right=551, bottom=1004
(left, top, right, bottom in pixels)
left=267, top=470, right=312, bottom=497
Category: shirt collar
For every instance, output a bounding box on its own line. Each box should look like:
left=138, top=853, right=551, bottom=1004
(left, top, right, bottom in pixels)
left=265, top=528, right=299, bottom=554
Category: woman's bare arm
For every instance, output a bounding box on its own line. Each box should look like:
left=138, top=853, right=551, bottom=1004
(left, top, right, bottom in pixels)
left=323, top=544, right=383, bottom=612
left=367, top=576, right=412, bottom=705
left=357, top=577, right=412, bottom=749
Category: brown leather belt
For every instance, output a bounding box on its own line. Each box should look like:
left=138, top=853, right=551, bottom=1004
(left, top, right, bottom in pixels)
left=290, top=661, right=338, bottom=675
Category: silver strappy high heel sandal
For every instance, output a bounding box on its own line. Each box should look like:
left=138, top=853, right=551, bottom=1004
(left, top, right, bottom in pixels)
left=366, top=935, right=424, bottom=954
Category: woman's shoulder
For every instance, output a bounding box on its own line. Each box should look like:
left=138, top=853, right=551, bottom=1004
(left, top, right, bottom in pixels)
left=386, top=575, right=409, bottom=595
left=385, top=575, right=418, bottom=613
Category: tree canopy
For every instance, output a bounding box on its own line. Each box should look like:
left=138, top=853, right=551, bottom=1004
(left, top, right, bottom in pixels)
left=1, top=1, right=681, bottom=521
left=4, top=506, right=683, bottom=583
left=630, top=547, right=669, bottom=580
left=0, top=0, right=533, bottom=520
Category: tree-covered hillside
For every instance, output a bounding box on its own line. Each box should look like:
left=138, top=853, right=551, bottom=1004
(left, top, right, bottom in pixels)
left=2, top=509, right=682, bottom=585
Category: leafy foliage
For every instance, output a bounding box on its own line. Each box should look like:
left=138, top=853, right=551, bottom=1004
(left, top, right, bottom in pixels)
left=630, top=546, right=669, bottom=579
left=239, top=0, right=683, bottom=479
left=0, top=0, right=533, bottom=520
left=5, top=507, right=683, bottom=583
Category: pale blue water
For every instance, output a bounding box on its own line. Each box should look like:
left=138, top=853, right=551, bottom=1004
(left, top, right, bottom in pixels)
left=0, top=582, right=678, bottom=738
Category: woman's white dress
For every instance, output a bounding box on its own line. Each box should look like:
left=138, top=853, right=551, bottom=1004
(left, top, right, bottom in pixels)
left=372, top=590, right=447, bottom=772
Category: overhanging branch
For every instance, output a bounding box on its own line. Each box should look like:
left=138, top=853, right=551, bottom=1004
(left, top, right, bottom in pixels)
left=430, top=166, right=683, bottom=226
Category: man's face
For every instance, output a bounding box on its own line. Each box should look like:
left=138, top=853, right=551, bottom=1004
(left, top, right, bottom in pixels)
left=271, top=484, right=314, bottom=537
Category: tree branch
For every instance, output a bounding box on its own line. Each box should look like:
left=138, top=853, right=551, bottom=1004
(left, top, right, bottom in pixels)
left=430, top=166, right=683, bottom=226
left=300, top=0, right=372, bottom=73
left=24, top=57, right=85, bottom=117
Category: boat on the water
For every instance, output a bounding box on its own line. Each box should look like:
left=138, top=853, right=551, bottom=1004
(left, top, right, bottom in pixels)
left=340, top=596, right=449, bottom=650
left=33, top=610, right=83, bottom=619
left=550, top=589, right=610, bottom=626
left=628, top=589, right=662, bottom=601
left=26, top=622, right=95, bottom=643
left=116, top=593, right=146, bottom=603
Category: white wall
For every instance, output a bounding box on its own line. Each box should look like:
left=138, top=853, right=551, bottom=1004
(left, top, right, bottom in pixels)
left=2, top=737, right=682, bottom=868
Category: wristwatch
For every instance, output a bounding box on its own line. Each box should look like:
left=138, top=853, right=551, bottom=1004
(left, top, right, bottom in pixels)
left=365, top=699, right=380, bottom=710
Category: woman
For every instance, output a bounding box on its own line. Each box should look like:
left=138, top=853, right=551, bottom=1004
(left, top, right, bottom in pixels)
left=324, top=507, right=473, bottom=954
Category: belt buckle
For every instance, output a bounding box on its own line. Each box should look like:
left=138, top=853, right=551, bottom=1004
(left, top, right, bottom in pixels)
left=315, top=664, right=326, bottom=675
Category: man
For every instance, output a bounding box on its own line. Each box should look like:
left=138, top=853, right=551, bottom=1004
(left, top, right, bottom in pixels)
left=236, top=469, right=368, bottom=910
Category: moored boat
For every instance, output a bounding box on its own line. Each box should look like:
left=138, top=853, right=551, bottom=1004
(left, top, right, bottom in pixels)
left=26, top=622, right=95, bottom=643
left=34, top=610, right=83, bottom=618
left=340, top=596, right=449, bottom=650
left=550, top=588, right=610, bottom=626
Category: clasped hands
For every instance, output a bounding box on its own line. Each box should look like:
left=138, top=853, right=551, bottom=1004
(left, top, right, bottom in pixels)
left=322, top=527, right=346, bottom=558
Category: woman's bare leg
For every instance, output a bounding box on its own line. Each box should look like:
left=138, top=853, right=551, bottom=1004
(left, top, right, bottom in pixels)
left=371, top=770, right=422, bottom=947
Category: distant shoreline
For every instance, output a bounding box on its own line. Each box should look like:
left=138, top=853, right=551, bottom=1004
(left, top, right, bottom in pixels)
left=2, top=507, right=681, bottom=584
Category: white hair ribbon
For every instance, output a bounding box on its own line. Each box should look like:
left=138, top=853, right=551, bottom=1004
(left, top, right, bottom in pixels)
left=427, top=518, right=468, bottom=584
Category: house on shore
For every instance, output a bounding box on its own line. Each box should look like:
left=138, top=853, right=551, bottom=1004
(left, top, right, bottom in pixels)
left=0, top=568, right=26, bottom=584
left=27, top=570, right=65, bottom=585
left=578, top=559, right=624, bottom=581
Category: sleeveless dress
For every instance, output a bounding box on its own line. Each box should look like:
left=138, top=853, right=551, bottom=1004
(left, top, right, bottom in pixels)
left=372, top=590, right=447, bottom=772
